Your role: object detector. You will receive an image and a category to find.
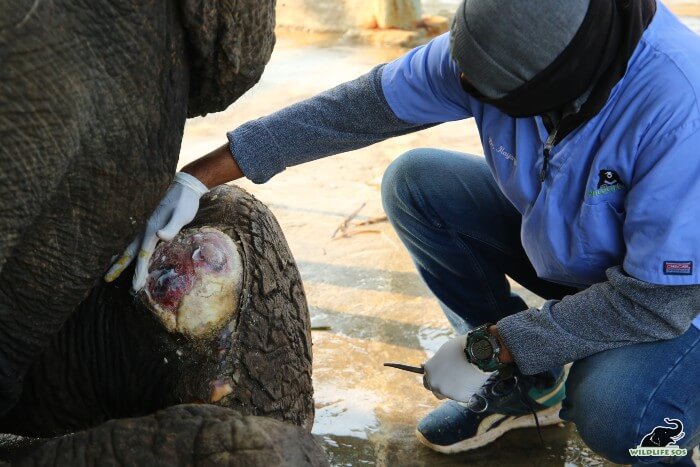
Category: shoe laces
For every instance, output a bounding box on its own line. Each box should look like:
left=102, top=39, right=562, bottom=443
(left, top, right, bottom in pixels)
left=463, top=372, right=546, bottom=447
left=515, top=379, right=545, bottom=447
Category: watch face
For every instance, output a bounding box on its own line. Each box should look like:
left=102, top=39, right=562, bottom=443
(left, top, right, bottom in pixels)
left=471, top=338, right=494, bottom=361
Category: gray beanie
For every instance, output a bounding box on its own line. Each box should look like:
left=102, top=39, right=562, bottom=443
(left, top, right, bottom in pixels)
left=450, top=0, right=590, bottom=99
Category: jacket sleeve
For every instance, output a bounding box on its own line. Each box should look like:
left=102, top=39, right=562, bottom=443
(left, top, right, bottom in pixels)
left=498, top=266, right=700, bottom=375
left=227, top=33, right=473, bottom=183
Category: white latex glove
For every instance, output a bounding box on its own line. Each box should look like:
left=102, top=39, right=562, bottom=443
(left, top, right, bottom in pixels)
left=104, top=172, right=209, bottom=292
left=423, top=334, right=492, bottom=403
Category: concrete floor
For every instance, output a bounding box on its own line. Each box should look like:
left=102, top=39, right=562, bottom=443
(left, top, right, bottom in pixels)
left=179, top=9, right=700, bottom=466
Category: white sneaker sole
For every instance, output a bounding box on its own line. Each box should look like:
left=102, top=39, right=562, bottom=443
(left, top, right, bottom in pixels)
left=415, top=403, right=564, bottom=454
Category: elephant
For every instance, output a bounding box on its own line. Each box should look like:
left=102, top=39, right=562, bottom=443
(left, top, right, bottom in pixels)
left=0, top=185, right=325, bottom=464
left=639, top=418, right=686, bottom=448
left=0, top=1, right=328, bottom=464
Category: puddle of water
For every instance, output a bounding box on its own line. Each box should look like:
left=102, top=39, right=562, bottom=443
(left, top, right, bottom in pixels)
left=298, top=261, right=431, bottom=297
left=313, top=385, right=381, bottom=439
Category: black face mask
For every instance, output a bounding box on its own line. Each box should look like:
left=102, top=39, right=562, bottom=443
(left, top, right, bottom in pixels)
left=460, top=0, right=656, bottom=136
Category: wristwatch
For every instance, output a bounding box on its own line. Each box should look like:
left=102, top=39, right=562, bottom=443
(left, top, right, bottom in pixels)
left=464, top=324, right=504, bottom=372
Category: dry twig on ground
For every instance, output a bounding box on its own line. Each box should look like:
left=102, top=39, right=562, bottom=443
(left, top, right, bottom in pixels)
left=331, top=202, right=365, bottom=238
left=331, top=203, right=389, bottom=239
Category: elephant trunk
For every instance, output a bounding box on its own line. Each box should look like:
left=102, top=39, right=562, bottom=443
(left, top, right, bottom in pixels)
left=663, top=418, right=684, bottom=438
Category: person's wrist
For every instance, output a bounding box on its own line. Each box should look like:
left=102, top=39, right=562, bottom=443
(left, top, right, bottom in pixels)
left=181, top=142, right=243, bottom=189
left=463, top=324, right=506, bottom=372
left=174, top=171, right=208, bottom=195
left=488, top=325, right=513, bottom=364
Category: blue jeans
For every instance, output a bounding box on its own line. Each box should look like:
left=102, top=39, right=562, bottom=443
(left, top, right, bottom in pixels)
left=381, top=149, right=700, bottom=466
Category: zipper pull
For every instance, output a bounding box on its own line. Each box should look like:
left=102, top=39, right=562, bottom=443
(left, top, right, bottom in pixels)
left=540, top=126, right=560, bottom=183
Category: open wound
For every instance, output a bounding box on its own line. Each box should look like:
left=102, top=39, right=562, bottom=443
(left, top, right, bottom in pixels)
left=144, top=227, right=243, bottom=337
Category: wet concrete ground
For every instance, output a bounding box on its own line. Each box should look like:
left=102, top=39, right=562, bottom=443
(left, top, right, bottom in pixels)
left=179, top=8, right=700, bottom=466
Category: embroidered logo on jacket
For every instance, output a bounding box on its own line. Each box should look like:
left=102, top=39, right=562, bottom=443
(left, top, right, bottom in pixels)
left=587, top=169, right=626, bottom=197
left=663, top=261, right=693, bottom=276
left=488, top=138, right=516, bottom=165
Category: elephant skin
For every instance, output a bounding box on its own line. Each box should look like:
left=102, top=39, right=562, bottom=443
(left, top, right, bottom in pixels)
left=0, top=186, right=316, bottom=444
left=0, top=2, right=325, bottom=463
left=0, top=0, right=275, bottom=414
left=7, top=404, right=329, bottom=467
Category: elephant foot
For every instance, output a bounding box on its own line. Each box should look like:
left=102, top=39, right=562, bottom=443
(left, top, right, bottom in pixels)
left=136, top=186, right=314, bottom=423
left=0, top=185, right=314, bottom=438
left=144, top=227, right=243, bottom=338
left=8, top=404, right=329, bottom=467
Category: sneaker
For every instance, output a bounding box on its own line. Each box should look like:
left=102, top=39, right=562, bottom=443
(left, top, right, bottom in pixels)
left=416, top=366, right=568, bottom=454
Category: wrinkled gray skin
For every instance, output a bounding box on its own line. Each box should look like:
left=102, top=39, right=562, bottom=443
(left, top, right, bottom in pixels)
left=0, top=0, right=275, bottom=412
left=0, top=1, right=326, bottom=465
left=5, top=405, right=328, bottom=467
left=0, top=0, right=273, bottom=408
left=0, top=186, right=323, bottom=465
left=0, top=185, right=316, bottom=433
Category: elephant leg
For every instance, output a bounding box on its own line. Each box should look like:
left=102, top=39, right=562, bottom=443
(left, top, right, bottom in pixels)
left=0, top=186, right=314, bottom=438
left=0, top=0, right=190, bottom=417
left=0, top=0, right=278, bottom=420
left=7, top=405, right=328, bottom=467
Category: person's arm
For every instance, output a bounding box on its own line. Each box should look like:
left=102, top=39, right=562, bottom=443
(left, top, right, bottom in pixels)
left=495, top=122, right=700, bottom=375
left=181, top=144, right=243, bottom=188
left=190, top=33, right=474, bottom=185
left=109, top=34, right=475, bottom=290
left=496, top=267, right=700, bottom=374
left=180, top=64, right=425, bottom=187
left=420, top=265, right=699, bottom=400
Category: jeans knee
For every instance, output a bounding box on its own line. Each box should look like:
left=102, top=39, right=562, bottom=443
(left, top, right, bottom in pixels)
left=381, top=148, right=434, bottom=221
left=561, top=366, right=640, bottom=464
left=569, top=410, right=639, bottom=464
left=562, top=353, right=700, bottom=465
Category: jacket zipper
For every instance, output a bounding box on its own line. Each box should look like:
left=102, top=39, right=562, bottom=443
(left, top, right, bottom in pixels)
left=539, top=123, right=561, bottom=183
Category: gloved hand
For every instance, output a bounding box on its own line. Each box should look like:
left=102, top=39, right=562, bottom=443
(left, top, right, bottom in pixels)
left=104, top=172, right=209, bottom=292
left=423, top=334, right=491, bottom=402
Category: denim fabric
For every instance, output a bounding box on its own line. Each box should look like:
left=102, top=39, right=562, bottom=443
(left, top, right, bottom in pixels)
left=381, top=148, right=700, bottom=465
left=562, top=327, right=700, bottom=466
left=381, top=150, right=579, bottom=325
